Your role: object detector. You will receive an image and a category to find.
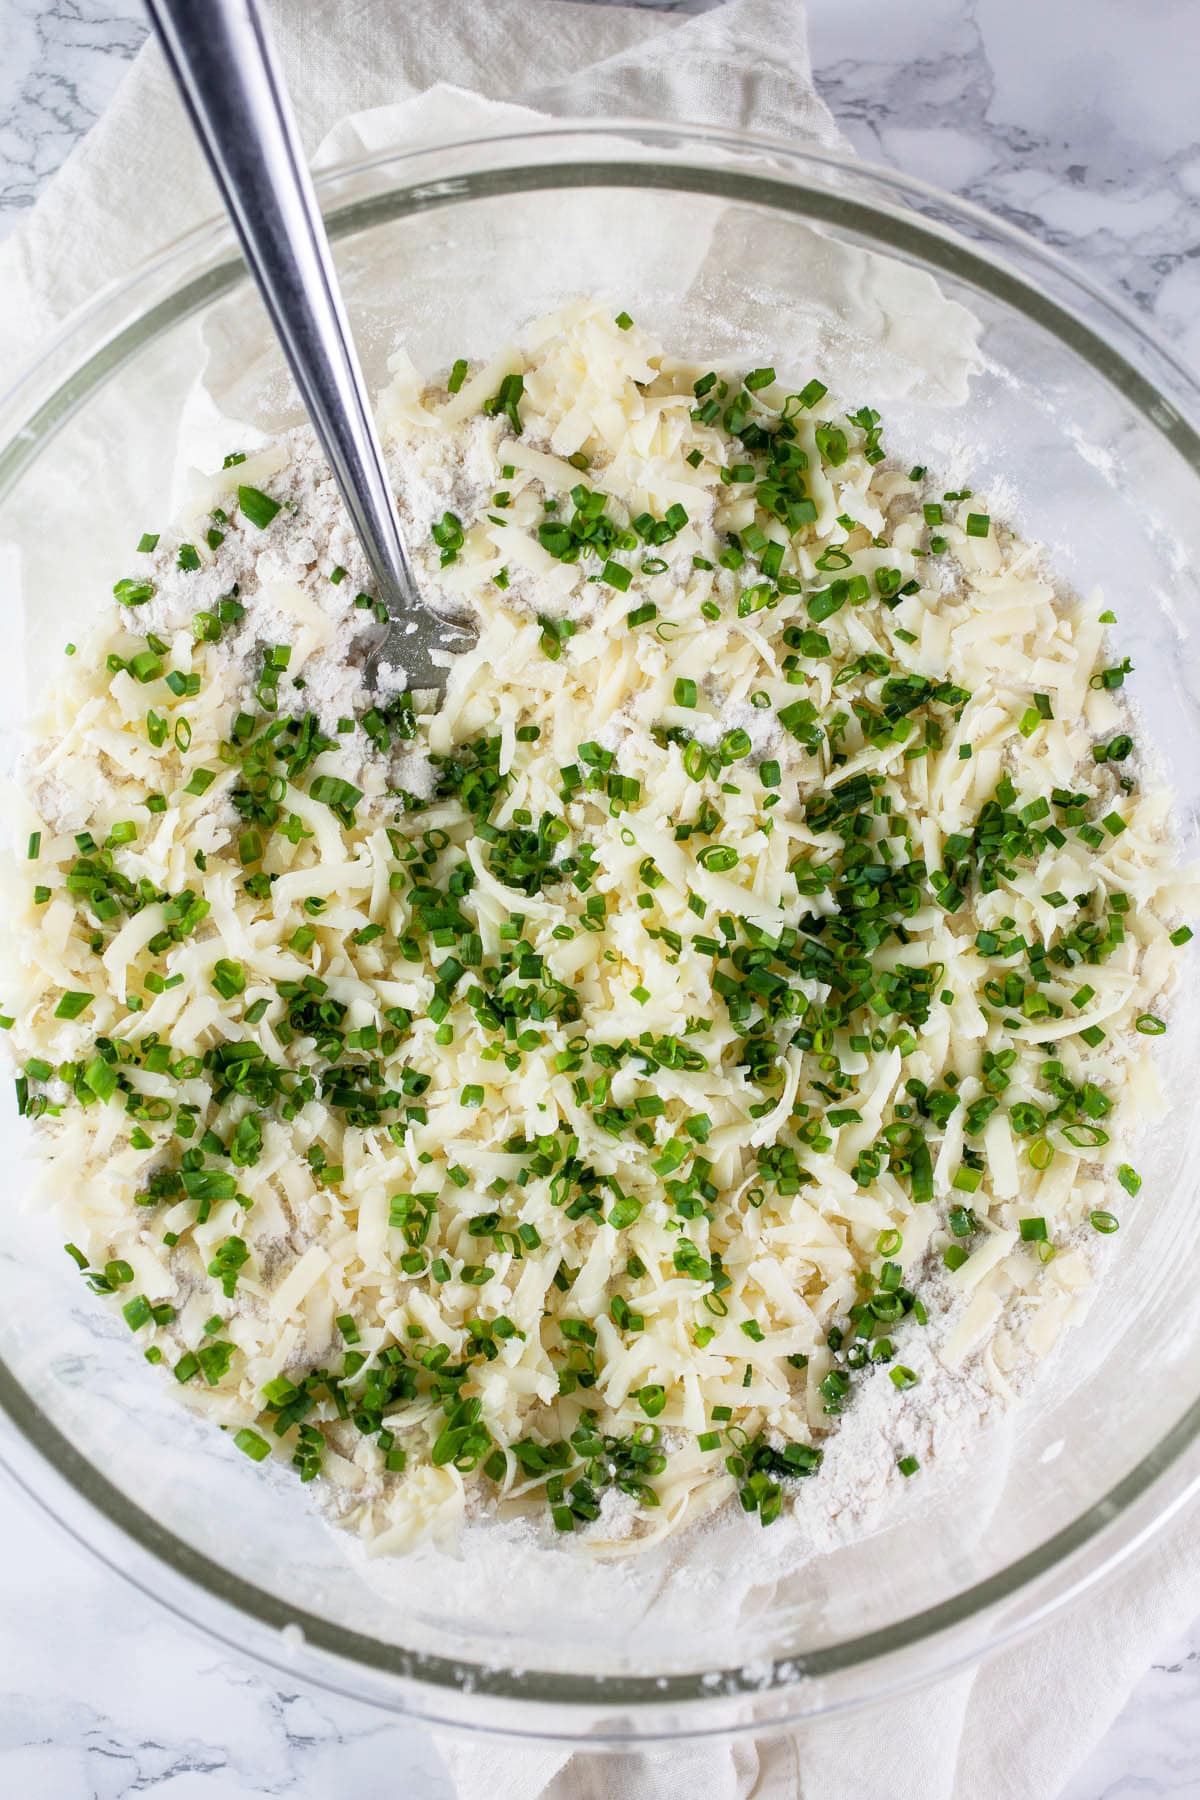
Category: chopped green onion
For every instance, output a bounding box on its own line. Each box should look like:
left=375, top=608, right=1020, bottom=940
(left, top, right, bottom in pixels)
left=238, top=485, right=282, bottom=528
left=54, top=991, right=93, bottom=1020
left=234, top=1428, right=271, bottom=1462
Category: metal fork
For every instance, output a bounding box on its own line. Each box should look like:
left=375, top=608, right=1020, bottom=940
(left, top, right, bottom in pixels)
left=145, top=0, right=473, bottom=692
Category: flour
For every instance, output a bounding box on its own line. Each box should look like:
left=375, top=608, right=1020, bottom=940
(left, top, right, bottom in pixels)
left=112, top=419, right=504, bottom=800
left=693, top=694, right=783, bottom=763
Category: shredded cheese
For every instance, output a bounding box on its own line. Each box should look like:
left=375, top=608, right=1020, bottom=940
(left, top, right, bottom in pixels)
left=3, top=303, right=1194, bottom=1557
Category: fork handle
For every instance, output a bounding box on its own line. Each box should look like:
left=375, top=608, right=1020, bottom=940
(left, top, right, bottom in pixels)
left=145, top=0, right=423, bottom=623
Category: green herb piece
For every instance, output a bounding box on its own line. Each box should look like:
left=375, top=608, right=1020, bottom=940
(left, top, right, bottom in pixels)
left=235, top=1428, right=271, bottom=1462
left=54, top=991, right=93, bottom=1020
left=483, top=372, right=525, bottom=435
left=238, top=485, right=282, bottom=528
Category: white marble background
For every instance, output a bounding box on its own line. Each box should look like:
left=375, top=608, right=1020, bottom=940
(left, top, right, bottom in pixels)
left=1, top=0, right=1199, bottom=1794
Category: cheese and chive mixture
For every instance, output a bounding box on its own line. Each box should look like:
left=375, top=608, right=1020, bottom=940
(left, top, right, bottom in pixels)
left=4, top=303, right=1192, bottom=1555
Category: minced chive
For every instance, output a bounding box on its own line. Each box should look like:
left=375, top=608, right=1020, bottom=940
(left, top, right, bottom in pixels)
left=674, top=677, right=698, bottom=708
left=83, top=1056, right=117, bottom=1102
left=54, top=990, right=93, bottom=1020
left=235, top=1428, right=271, bottom=1462
left=211, top=959, right=245, bottom=1000
left=615, top=311, right=634, bottom=330
left=697, top=844, right=738, bottom=872
left=238, top=485, right=281, bottom=528
left=129, top=651, right=163, bottom=683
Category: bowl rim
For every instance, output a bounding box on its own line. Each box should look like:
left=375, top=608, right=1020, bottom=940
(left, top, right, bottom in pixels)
left=2, top=117, right=1199, bottom=1736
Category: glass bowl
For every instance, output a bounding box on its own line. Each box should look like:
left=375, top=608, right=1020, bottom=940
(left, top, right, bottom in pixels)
left=2, top=123, right=1200, bottom=1746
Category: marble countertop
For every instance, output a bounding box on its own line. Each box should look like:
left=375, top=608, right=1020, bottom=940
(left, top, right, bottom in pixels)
left=0, top=0, right=1198, bottom=1794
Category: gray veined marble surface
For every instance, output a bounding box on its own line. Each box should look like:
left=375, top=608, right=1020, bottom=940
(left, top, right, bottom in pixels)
left=1, top=0, right=1199, bottom=1795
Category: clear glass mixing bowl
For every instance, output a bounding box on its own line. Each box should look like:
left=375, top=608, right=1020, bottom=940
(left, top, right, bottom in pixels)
left=1, top=124, right=1199, bottom=1745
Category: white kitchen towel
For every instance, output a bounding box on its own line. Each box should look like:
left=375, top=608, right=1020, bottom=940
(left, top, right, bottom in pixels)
left=0, top=0, right=843, bottom=371
left=1, top=3, right=1198, bottom=1798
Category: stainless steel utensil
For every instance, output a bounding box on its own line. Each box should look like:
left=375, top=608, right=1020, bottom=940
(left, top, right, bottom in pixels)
left=145, top=0, right=472, bottom=690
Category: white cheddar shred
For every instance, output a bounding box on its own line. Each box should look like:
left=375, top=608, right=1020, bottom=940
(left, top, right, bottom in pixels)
left=3, top=303, right=1194, bottom=1556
